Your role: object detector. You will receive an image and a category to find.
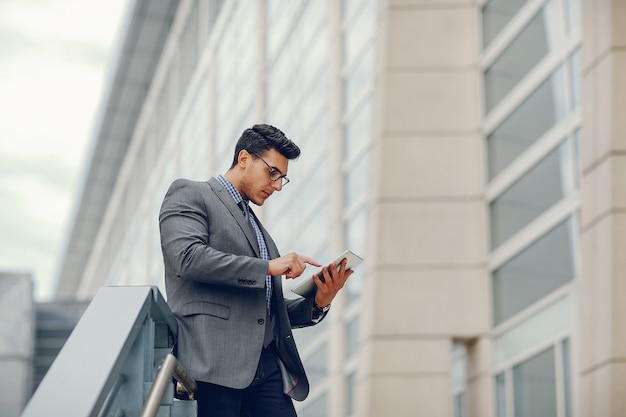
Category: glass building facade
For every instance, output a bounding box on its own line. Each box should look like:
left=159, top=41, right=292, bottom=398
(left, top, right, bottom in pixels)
left=52, top=0, right=626, bottom=415
left=482, top=0, right=581, bottom=415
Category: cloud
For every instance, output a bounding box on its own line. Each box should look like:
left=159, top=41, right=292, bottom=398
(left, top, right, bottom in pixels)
left=0, top=0, right=127, bottom=300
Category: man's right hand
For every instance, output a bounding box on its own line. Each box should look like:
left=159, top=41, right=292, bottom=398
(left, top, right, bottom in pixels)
left=268, top=252, right=321, bottom=279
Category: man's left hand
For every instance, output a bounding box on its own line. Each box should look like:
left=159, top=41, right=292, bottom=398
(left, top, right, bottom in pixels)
left=312, top=258, right=354, bottom=308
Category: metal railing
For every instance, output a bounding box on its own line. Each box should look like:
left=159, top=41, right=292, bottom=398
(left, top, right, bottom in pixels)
left=140, top=353, right=197, bottom=417
left=21, top=286, right=194, bottom=417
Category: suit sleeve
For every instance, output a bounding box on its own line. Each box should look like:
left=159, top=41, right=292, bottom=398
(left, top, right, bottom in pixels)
left=159, top=179, right=268, bottom=289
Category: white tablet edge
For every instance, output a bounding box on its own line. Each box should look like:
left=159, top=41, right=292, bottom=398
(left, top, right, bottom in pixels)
left=290, top=250, right=364, bottom=297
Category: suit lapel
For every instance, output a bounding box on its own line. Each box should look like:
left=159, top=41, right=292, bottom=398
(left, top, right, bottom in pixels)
left=207, top=178, right=261, bottom=257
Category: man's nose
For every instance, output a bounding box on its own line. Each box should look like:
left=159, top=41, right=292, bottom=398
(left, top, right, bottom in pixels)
left=271, top=180, right=283, bottom=191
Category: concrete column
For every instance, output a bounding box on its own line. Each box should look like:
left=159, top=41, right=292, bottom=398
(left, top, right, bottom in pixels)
left=579, top=0, right=626, bottom=415
left=358, top=1, right=489, bottom=416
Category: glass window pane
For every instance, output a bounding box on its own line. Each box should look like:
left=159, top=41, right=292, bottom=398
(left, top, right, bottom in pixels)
left=563, top=338, right=572, bottom=417
left=569, top=48, right=582, bottom=110
left=451, top=343, right=467, bottom=391
left=487, top=65, right=568, bottom=180
left=345, top=98, right=373, bottom=160
left=343, top=0, right=375, bottom=67
left=293, top=311, right=329, bottom=347
left=496, top=372, right=506, bottom=417
left=490, top=142, right=571, bottom=248
left=566, top=0, right=582, bottom=33
left=492, top=219, right=575, bottom=324
left=495, top=296, right=570, bottom=365
left=481, top=0, right=526, bottom=48
left=572, top=128, right=581, bottom=186
left=513, top=347, right=557, bottom=417
left=304, top=345, right=328, bottom=387
left=346, top=317, right=360, bottom=358
left=346, top=207, right=367, bottom=302
left=454, top=393, right=466, bottom=417
left=345, top=152, right=369, bottom=208
left=344, top=43, right=375, bottom=112
left=346, top=371, right=356, bottom=416
left=484, top=0, right=563, bottom=113
left=299, top=393, right=328, bottom=417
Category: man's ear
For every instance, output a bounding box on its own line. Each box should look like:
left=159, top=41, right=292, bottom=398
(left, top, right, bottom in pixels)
left=238, top=149, right=250, bottom=168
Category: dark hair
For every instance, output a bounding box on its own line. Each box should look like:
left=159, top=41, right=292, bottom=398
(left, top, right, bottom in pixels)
left=230, top=124, right=301, bottom=168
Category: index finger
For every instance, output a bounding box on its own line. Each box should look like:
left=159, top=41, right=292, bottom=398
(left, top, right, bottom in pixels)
left=301, top=256, right=322, bottom=267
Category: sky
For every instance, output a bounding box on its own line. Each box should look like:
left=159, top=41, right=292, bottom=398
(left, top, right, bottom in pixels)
left=0, top=0, right=128, bottom=301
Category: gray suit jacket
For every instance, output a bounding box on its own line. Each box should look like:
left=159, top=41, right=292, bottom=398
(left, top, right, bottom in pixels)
left=159, top=177, right=322, bottom=401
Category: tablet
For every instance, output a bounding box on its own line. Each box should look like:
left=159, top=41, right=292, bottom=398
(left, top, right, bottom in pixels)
left=291, top=250, right=364, bottom=297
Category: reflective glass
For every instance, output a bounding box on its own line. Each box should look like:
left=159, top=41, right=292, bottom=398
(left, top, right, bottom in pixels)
left=344, top=43, right=375, bottom=112
left=495, top=296, right=570, bottom=365
left=569, top=48, right=582, bottom=109
left=454, top=393, right=465, bottom=417
left=481, top=0, right=526, bottom=48
left=451, top=353, right=466, bottom=391
left=299, top=393, right=328, bottom=417
left=487, top=65, right=567, bottom=179
left=343, top=0, right=375, bottom=66
left=484, top=0, right=563, bottom=113
left=345, top=151, right=369, bottom=208
left=345, top=98, right=373, bottom=161
left=563, top=339, right=573, bottom=417
left=566, top=0, right=582, bottom=33
left=346, top=372, right=356, bottom=416
left=346, top=317, right=360, bottom=358
left=496, top=372, right=506, bottom=417
left=304, top=344, right=328, bottom=387
left=572, top=129, right=581, bottom=187
left=490, top=142, right=572, bottom=248
left=492, top=219, right=575, bottom=324
left=343, top=0, right=362, bottom=20
left=293, top=308, right=328, bottom=346
left=346, top=207, right=367, bottom=301
left=297, top=200, right=330, bottom=252
left=513, top=347, right=557, bottom=417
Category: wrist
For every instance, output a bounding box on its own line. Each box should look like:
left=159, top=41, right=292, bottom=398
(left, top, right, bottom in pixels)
left=313, top=300, right=331, bottom=315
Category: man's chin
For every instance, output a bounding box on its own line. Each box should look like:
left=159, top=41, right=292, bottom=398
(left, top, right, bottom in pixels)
left=251, top=197, right=266, bottom=206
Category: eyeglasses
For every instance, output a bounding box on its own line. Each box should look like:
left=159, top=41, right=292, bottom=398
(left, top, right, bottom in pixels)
left=253, top=153, right=290, bottom=186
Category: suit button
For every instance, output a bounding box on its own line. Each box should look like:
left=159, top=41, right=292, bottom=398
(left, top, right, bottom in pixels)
left=258, top=319, right=264, bottom=325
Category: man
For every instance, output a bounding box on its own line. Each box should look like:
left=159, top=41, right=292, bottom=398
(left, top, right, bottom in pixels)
left=159, top=124, right=353, bottom=416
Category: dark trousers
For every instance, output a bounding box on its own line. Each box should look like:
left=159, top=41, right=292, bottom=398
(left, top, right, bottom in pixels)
left=195, top=346, right=297, bottom=417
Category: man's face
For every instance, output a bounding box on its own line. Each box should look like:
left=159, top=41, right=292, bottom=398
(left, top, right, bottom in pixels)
left=241, top=148, right=288, bottom=206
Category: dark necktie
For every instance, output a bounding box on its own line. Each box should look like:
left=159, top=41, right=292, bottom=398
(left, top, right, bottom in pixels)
left=239, top=201, right=272, bottom=312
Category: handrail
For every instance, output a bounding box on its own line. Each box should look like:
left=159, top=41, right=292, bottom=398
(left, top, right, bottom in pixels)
left=140, top=353, right=197, bottom=417
left=21, top=286, right=182, bottom=417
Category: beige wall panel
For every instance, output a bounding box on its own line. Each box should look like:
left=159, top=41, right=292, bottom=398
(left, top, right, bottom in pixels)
left=465, top=374, right=494, bottom=417
left=465, top=338, right=495, bottom=417
left=377, top=201, right=486, bottom=265
left=615, top=51, right=626, bottom=147
left=582, top=51, right=626, bottom=171
left=580, top=213, right=626, bottom=371
left=383, top=71, right=479, bottom=133
left=359, top=338, right=450, bottom=374
left=387, top=8, right=476, bottom=68
left=380, top=134, right=484, bottom=198
left=582, top=0, right=626, bottom=70
left=369, top=269, right=489, bottom=335
left=582, top=55, right=612, bottom=170
left=579, top=362, right=626, bottom=417
left=581, top=155, right=626, bottom=228
left=368, top=376, right=452, bottom=416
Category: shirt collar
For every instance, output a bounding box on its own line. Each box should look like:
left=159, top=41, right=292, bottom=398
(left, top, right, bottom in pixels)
left=216, top=175, right=246, bottom=206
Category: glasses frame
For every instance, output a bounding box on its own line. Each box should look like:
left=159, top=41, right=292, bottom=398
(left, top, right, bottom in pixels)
left=252, top=152, right=290, bottom=186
